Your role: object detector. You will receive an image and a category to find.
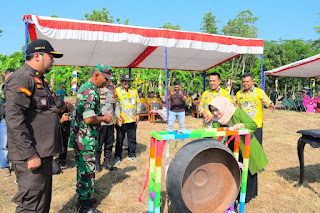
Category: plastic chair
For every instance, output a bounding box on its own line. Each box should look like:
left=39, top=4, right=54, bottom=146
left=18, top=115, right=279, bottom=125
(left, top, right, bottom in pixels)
left=288, top=97, right=298, bottom=111
left=192, top=101, right=200, bottom=118
left=282, top=98, right=294, bottom=110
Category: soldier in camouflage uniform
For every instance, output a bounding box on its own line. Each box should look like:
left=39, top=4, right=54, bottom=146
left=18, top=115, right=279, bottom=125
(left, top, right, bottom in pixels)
left=69, top=64, right=113, bottom=213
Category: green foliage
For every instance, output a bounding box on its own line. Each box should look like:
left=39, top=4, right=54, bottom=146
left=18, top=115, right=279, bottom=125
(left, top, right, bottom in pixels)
left=200, top=9, right=219, bottom=34
left=160, top=23, right=180, bottom=30
left=0, top=29, right=2, bottom=37
left=85, top=7, right=125, bottom=24
left=222, top=10, right=258, bottom=38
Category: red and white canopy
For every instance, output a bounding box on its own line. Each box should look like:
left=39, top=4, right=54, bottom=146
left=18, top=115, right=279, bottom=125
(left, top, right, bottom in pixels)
left=23, top=15, right=264, bottom=71
left=265, top=54, right=320, bottom=78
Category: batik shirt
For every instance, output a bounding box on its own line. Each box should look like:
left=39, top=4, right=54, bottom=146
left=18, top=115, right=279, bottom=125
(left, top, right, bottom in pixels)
left=115, top=86, right=141, bottom=124
left=199, top=87, right=233, bottom=128
left=235, top=86, right=272, bottom=128
left=147, top=97, right=157, bottom=103
left=69, top=79, right=101, bottom=151
left=186, top=96, right=192, bottom=107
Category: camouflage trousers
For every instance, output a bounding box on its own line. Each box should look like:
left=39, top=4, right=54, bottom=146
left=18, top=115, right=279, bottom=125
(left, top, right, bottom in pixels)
left=75, top=150, right=96, bottom=201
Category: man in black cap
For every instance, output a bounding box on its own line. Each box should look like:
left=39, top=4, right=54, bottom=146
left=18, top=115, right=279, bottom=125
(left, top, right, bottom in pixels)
left=4, top=39, right=63, bottom=212
left=114, top=73, right=141, bottom=164
left=167, top=80, right=187, bottom=132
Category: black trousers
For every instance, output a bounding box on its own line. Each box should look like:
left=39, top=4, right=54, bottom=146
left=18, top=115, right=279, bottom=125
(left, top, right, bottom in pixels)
left=254, top=127, right=263, bottom=146
left=115, top=122, right=137, bottom=158
left=96, top=124, right=115, bottom=160
left=12, top=157, right=53, bottom=213
left=58, top=129, right=69, bottom=161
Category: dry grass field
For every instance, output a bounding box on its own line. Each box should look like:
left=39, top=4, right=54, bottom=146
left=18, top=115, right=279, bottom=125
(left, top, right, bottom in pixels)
left=0, top=109, right=320, bottom=213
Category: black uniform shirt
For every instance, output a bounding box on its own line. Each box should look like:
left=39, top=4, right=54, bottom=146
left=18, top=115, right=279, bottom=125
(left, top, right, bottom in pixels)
left=4, top=63, right=62, bottom=161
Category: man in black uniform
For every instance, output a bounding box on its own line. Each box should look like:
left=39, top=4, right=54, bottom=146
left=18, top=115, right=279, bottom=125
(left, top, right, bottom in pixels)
left=5, top=39, right=63, bottom=213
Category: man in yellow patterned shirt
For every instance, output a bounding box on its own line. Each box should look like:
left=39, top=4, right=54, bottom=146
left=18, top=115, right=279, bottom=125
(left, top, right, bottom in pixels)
left=235, top=73, right=275, bottom=146
left=199, top=72, right=233, bottom=128
left=114, top=74, right=141, bottom=164
left=147, top=92, right=157, bottom=103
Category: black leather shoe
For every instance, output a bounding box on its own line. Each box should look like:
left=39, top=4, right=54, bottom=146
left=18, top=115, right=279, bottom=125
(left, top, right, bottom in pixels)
left=105, top=159, right=117, bottom=171
left=77, top=205, right=102, bottom=213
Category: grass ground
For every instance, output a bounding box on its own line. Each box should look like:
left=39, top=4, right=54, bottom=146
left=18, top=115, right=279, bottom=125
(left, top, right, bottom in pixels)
left=0, top=109, right=319, bottom=212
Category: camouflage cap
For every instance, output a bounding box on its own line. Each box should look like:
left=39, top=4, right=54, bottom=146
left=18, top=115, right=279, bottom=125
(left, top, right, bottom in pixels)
left=93, top=64, right=114, bottom=79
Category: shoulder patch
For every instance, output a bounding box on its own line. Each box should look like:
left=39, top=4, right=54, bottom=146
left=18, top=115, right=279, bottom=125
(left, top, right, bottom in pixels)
left=19, top=87, right=32, bottom=96
left=32, top=76, right=42, bottom=84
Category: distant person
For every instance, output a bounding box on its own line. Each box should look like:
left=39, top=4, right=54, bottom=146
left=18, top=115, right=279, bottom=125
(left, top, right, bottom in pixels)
left=286, top=90, right=292, bottom=99
left=69, top=64, right=113, bottom=213
left=0, top=68, right=14, bottom=177
left=156, top=92, right=163, bottom=103
left=148, top=91, right=157, bottom=103
left=185, top=93, right=193, bottom=115
left=55, top=97, right=74, bottom=167
left=167, top=80, right=187, bottom=132
left=269, top=89, right=278, bottom=105
left=5, top=39, right=63, bottom=212
left=199, top=72, right=232, bottom=128
left=138, top=91, right=145, bottom=103
left=146, top=91, right=151, bottom=103
left=56, top=84, right=67, bottom=100
left=235, top=73, right=275, bottom=146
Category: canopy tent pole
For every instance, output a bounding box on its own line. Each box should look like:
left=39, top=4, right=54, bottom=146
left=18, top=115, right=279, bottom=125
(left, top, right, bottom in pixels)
left=24, top=22, right=29, bottom=62
left=129, top=67, right=132, bottom=77
left=309, top=78, right=311, bottom=90
left=261, top=54, right=265, bottom=91
left=203, top=71, right=206, bottom=92
left=165, top=47, right=169, bottom=124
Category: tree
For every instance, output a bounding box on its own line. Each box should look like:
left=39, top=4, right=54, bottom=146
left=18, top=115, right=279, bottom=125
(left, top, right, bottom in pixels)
left=160, top=22, right=180, bottom=30
left=200, top=10, right=219, bottom=34
left=216, top=10, right=260, bottom=93
left=0, top=29, right=2, bottom=37
left=85, top=7, right=128, bottom=24
left=222, top=10, right=258, bottom=38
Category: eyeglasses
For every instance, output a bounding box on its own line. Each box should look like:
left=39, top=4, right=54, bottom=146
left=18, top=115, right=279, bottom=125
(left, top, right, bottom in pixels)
left=210, top=107, right=220, bottom=115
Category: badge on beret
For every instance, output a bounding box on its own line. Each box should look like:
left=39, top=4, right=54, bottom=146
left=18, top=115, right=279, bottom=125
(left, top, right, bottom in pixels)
left=40, top=98, right=47, bottom=106
left=126, top=74, right=129, bottom=78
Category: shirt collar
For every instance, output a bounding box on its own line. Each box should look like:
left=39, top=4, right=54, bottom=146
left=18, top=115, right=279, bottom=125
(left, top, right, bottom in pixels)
left=211, top=86, right=220, bottom=92
left=244, top=85, right=255, bottom=92
left=24, top=63, right=42, bottom=77
left=120, top=85, right=130, bottom=92
left=87, top=79, right=99, bottom=93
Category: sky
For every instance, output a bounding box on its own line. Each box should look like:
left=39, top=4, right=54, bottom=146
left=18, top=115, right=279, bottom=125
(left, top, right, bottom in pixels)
left=0, top=0, right=319, bottom=56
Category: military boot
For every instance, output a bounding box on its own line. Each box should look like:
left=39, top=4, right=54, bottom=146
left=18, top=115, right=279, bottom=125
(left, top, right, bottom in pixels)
left=77, top=205, right=102, bottom=213
left=105, top=158, right=117, bottom=171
